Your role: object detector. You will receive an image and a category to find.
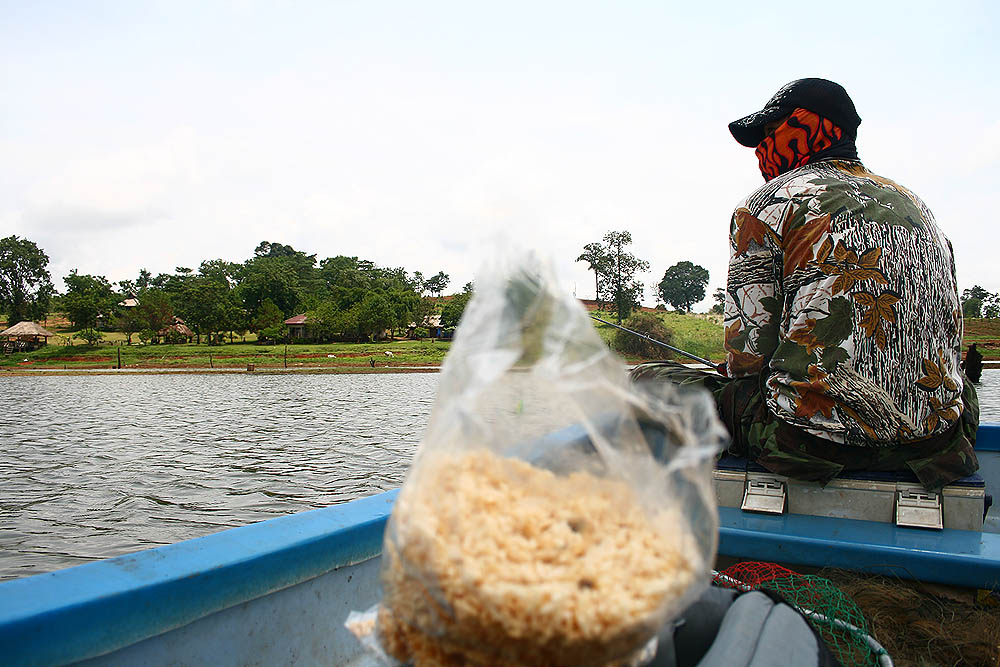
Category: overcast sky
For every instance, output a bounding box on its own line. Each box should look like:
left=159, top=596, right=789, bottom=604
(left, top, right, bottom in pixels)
left=3, top=1, right=997, bottom=310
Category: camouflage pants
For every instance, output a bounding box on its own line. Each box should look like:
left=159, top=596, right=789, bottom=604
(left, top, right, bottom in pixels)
left=630, top=362, right=980, bottom=490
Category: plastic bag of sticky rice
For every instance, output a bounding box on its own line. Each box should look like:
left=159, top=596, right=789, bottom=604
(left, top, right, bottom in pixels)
left=347, top=251, right=726, bottom=667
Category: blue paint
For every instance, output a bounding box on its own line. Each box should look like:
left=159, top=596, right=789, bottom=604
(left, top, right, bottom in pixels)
left=718, top=507, right=1000, bottom=589
left=978, top=423, right=1000, bottom=451
left=0, top=489, right=397, bottom=667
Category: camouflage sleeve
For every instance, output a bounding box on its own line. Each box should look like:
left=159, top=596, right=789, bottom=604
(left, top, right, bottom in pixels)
left=724, top=206, right=782, bottom=378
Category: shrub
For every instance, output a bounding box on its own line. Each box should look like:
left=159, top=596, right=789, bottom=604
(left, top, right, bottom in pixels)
left=73, top=329, right=103, bottom=346
left=164, top=329, right=187, bottom=344
left=611, top=312, right=675, bottom=360
left=258, top=324, right=284, bottom=344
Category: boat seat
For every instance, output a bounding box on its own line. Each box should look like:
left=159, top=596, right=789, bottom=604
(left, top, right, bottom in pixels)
left=716, top=454, right=986, bottom=487
left=713, top=455, right=987, bottom=531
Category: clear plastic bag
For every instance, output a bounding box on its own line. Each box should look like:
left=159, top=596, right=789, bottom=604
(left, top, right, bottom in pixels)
left=348, top=251, right=726, bottom=666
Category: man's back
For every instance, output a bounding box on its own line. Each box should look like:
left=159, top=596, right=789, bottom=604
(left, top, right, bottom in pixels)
left=725, top=159, right=965, bottom=447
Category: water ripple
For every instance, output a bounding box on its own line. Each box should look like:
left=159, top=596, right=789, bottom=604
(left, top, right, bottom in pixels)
left=0, top=373, right=437, bottom=581
left=1, top=370, right=996, bottom=582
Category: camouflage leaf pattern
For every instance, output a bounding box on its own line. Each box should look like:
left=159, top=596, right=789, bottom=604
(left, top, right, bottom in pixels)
left=724, top=160, right=965, bottom=447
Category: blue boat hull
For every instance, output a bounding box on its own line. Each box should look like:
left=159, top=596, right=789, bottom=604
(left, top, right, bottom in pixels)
left=2, top=426, right=999, bottom=666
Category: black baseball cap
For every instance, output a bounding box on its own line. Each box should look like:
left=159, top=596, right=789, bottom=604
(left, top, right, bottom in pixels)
left=729, top=78, right=862, bottom=147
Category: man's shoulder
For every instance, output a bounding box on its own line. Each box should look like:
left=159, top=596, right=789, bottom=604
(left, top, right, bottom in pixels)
left=740, top=162, right=842, bottom=214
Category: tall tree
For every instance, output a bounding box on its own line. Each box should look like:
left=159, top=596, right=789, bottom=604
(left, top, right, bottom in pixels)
left=0, top=235, right=54, bottom=324
left=136, top=288, right=175, bottom=335
left=601, top=231, right=649, bottom=322
left=710, top=287, right=726, bottom=315
left=440, top=291, right=472, bottom=328
left=356, top=292, right=394, bottom=340
left=63, top=271, right=116, bottom=331
left=252, top=298, right=285, bottom=337
left=114, top=306, right=143, bottom=344
left=658, top=261, right=710, bottom=312
left=576, top=242, right=611, bottom=308
left=424, top=271, right=450, bottom=298
left=238, top=256, right=303, bottom=318
left=180, top=276, right=241, bottom=345
left=961, top=285, right=993, bottom=318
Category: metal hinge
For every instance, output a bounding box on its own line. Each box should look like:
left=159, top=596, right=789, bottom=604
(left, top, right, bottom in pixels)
left=741, top=475, right=787, bottom=515
left=895, top=487, right=943, bottom=530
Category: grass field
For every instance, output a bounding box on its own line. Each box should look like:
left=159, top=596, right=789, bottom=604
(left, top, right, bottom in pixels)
left=590, top=309, right=727, bottom=364
left=0, top=338, right=451, bottom=372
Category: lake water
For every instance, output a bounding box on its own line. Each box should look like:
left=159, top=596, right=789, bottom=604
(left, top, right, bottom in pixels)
left=1, top=369, right=998, bottom=582
left=0, top=373, right=438, bottom=582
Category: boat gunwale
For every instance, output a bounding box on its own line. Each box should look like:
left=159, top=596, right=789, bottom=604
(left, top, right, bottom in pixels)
left=0, top=489, right=397, bottom=666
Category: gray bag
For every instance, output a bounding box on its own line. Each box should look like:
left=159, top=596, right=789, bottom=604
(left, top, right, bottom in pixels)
left=650, top=587, right=841, bottom=667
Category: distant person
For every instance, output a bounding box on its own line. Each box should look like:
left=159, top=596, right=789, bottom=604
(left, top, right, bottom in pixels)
left=964, top=343, right=983, bottom=383
left=634, top=78, right=978, bottom=490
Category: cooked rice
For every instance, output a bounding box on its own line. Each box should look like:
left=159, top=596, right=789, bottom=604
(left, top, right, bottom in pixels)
left=379, top=449, right=700, bottom=666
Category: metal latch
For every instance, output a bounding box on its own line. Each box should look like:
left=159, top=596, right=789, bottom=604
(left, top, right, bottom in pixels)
left=741, top=475, right=787, bottom=514
left=895, top=487, right=943, bottom=530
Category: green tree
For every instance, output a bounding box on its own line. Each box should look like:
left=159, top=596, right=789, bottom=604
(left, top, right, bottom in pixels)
left=576, top=241, right=611, bottom=308
left=710, top=287, right=726, bottom=315
left=180, top=276, right=241, bottom=345
left=114, top=305, right=143, bottom=344
left=136, top=289, right=175, bottom=337
left=961, top=286, right=993, bottom=318
left=963, top=297, right=982, bottom=319
left=63, top=271, right=116, bottom=331
left=440, top=291, right=472, bottom=328
left=239, top=256, right=303, bottom=318
left=0, top=235, right=54, bottom=324
left=424, top=271, right=450, bottom=298
left=600, top=231, right=649, bottom=322
left=356, top=292, right=394, bottom=340
left=984, top=293, right=1000, bottom=319
left=73, top=329, right=103, bottom=346
left=658, top=261, right=710, bottom=313
left=252, top=298, right=285, bottom=338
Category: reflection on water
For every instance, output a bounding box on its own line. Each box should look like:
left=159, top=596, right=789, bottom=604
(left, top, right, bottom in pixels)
left=0, top=373, right=437, bottom=581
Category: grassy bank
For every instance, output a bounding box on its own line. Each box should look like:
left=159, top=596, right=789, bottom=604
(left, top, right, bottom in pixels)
left=964, top=318, right=1000, bottom=360
left=0, top=339, right=452, bottom=372
left=590, top=310, right=727, bottom=364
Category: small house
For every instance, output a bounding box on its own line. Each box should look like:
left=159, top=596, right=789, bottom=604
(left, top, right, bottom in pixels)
left=284, top=314, right=310, bottom=339
left=158, top=317, right=194, bottom=343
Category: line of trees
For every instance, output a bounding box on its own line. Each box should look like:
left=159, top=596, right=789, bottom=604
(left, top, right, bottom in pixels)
left=0, top=235, right=456, bottom=345
left=576, top=231, right=710, bottom=321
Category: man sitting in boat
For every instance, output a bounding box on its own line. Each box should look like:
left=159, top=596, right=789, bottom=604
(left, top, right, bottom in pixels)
left=634, top=78, right=979, bottom=490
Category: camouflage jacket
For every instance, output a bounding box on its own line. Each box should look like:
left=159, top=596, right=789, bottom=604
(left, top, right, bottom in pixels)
left=724, top=159, right=965, bottom=447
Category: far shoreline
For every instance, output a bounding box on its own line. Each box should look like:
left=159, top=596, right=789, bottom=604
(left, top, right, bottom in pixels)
left=3, top=360, right=999, bottom=378
left=0, top=365, right=443, bottom=377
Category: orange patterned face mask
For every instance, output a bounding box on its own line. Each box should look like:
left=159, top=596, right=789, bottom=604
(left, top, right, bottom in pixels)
left=755, top=108, right=848, bottom=181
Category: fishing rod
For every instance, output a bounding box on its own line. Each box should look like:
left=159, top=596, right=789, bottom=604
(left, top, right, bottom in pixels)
left=590, top=314, right=718, bottom=368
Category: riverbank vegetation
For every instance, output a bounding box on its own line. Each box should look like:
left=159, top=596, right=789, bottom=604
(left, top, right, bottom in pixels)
left=1, top=308, right=730, bottom=372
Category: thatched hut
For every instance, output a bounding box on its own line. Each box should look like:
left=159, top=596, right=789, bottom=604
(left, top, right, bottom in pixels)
left=1, top=321, right=57, bottom=353
left=158, top=317, right=194, bottom=343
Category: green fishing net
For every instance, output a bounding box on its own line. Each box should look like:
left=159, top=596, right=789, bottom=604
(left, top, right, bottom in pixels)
left=714, top=562, right=885, bottom=667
